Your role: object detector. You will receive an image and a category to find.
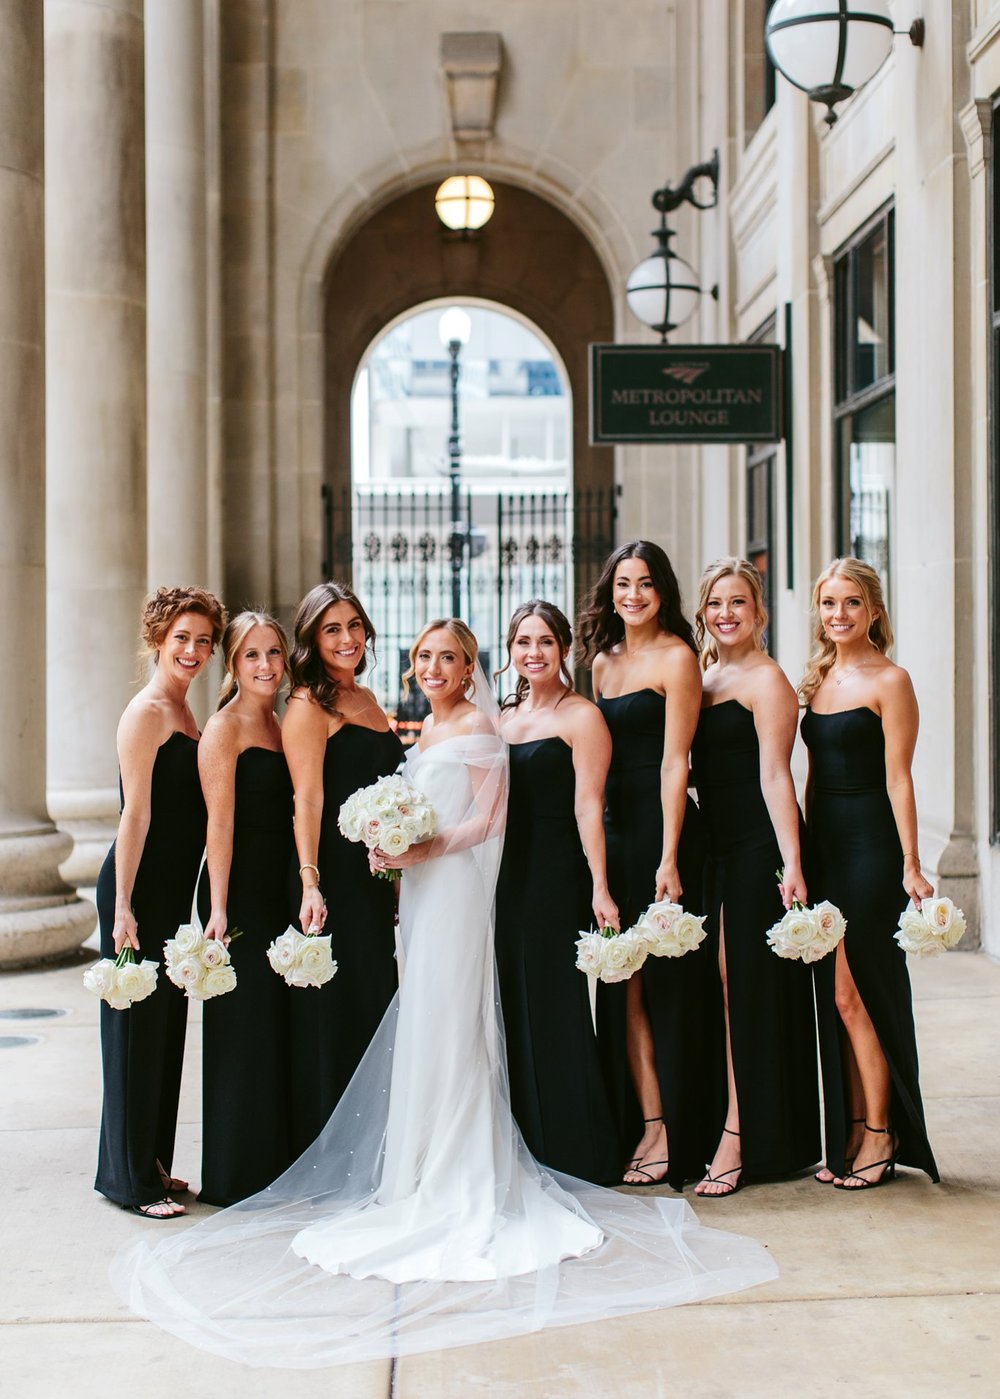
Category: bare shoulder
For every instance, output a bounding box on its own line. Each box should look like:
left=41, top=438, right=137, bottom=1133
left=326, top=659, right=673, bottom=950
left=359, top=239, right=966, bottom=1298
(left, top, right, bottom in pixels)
left=748, top=656, right=797, bottom=711
left=876, top=660, right=917, bottom=706
left=658, top=639, right=701, bottom=687
left=118, top=691, right=173, bottom=751
left=200, top=705, right=244, bottom=757
left=284, top=687, right=327, bottom=729
left=562, top=692, right=608, bottom=744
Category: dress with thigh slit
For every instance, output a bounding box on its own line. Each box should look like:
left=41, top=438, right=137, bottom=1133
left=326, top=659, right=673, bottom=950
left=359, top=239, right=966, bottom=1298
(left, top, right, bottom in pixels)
left=95, top=732, right=206, bottom=1208
left=596, top=688, right=709, bottom=1187
left=692, top=700, right=821, bottom=1176
left=801, top=705, right=938, bottom=1180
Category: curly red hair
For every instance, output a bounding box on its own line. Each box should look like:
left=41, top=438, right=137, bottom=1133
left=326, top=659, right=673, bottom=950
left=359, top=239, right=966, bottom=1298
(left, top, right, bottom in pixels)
left=141, top=586, right=227, bottom=657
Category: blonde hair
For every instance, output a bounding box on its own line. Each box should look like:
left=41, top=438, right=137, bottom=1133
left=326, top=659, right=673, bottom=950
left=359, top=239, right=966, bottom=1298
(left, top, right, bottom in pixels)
left=402, top=618, right=479, bottom=695
left=217, top=611, right=290, bottom=709
left=694, top=557, right=769, bottom=670
left=798, top=557, right=894, bottom=705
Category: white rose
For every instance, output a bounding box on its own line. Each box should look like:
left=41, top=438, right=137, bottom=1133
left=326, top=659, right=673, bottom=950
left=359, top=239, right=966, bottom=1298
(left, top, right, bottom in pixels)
left=199, top=938, right=228, bottom=968
left=203, top=965, right=237, bottom=998
left=83, top=960, right=117, bottom=998
left=268, top=931, right=300, bottom=973
left=895, top=908, right=935, bottom=955
left=767, top=909, right=814, bottom=960
left=117, top=962, right=152, bottom=1002
left=363, top=817, right=383, bottom=848
left=171, top=924, right=202, bottom=957
left=575, top=932, right=604, bottom=976
left=134, top=961, right=159, bottom=998
left=105, top=987, right=133, bottom=1011
left=598, top=934, right=641, bottom=982
left=297, top=937, right=336, bottom=987
left=379, top=825, right=411, bottom=857
left=672, top=912, right=707, bottom=954
left=812, top=901, right=846, bottom=941
left=921, top=897, right=966, bottom=949
left=167, top=955, right=204, bottom=991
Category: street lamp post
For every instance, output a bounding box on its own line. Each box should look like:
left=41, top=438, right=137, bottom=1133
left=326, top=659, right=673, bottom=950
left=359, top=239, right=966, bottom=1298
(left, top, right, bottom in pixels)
left=438, top=307, right=472, bottom=617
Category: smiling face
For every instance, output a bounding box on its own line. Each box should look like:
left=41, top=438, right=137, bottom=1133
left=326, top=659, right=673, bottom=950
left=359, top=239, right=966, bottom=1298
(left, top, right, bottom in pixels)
left=413, top=627, right=473, bottom=703
left=510, top=614, right=566, bottom=685
left=613, top=558, right=661, bottom=628
left=315, top=602, right=367, bottom=679
left=233, top=624, right=285, bottom=698
left=159, top=610, right=215, bottom=685
left=702, top=574, right=758, bottom=651
left=818, top=575, right=877, bottom=646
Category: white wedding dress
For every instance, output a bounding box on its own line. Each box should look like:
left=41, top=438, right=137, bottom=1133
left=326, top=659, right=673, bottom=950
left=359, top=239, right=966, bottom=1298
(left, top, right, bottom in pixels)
left=112, top=682, right=776, bottom=1368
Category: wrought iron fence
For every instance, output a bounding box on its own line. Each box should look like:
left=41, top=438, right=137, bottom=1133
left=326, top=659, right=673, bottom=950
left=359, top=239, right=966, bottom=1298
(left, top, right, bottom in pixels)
left=321, top=485, right=616, bottom=715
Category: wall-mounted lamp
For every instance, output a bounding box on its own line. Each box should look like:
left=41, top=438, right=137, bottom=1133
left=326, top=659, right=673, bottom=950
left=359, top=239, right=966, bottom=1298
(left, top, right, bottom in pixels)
left=765, top=0, right=924, bottom=127
left=626, top=152, right=719, bottom=343
left=435, top=174, right=495, bottom=233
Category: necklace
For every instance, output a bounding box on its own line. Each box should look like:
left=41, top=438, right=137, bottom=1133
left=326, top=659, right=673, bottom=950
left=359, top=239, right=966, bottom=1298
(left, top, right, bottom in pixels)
left=832, top=660, right=876, bottom=686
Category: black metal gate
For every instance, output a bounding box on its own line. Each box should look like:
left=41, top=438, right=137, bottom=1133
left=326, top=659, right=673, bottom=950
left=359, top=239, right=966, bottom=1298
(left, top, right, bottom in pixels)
left=322, top=485, right=616, bottom=714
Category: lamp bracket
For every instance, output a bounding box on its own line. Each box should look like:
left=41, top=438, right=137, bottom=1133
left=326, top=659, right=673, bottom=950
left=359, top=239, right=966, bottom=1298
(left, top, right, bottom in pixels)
left=903, top=18, right=924, bottom=47
left=651, top=150, right=719, bottom=217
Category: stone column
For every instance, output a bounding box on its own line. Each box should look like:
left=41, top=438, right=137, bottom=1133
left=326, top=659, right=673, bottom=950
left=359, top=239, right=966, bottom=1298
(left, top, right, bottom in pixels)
left=145, top=0, right=208, bottom=590
left=45, top=0, right=148, bottom=884
left=0, top=0, right=95, bottom=964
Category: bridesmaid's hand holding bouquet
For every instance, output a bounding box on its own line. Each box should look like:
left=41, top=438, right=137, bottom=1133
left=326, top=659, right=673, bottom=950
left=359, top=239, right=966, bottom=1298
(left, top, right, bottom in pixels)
left=894, top=896, right=966, bottom=957
left=766, top=870, right=846, bottom=963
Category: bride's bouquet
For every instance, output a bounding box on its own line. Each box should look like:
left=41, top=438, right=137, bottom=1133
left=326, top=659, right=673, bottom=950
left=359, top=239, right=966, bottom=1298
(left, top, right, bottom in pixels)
left=267, top=926, right=338, bottom=987
left=575, top=926, right=649, bottom=983
left=83, top=945, right=158, bottom=1010
left=894, top=896, right=966, bottom=957
left=765, top=871, right=846, bottom=963
left=164, top=924, right=238, bottom=1000
left=338, top=772, right=436, bottom=880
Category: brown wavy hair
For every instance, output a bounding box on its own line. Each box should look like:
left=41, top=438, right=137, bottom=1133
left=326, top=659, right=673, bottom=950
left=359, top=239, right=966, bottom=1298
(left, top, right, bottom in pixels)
left=694, top=557, right=769, bottom=670
left=798, top=557, right=894, bottom=705
left=497, top=599, right=574, bottom=708
left=142, top=585, right=226, bottom=660
left=575, top=540, right=696, bottom=665
left=217, top=610, right=290, bottom=709
left=289, top=582, right=376, bottom=715
left=402, top=618, right=479, bottom=696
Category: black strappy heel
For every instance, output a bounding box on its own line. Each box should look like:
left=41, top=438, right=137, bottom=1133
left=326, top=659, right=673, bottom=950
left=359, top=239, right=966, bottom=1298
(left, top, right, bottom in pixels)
left=832, top=1124, right=898, bottom=1191
left=695, top=1126, right=743, bottom=1198
left=623, top=1116, right=670, bottom=1187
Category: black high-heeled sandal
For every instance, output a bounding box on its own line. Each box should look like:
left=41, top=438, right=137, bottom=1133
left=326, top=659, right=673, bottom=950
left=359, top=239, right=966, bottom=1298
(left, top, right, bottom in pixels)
left=832, top=1124, right=898, bottom=1191
left=124, top=1198, right=186, bottom=1219
left=695, top=1127, right=743, bottom=1198
left=623, top=1116, right=670, bottom=1187
left=815, top=1117, right=865, bottom=1184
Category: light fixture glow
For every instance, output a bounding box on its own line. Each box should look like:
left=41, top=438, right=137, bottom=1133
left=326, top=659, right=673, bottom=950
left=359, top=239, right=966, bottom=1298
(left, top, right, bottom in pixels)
left=434, top=175, right=495, bottom=232
left=438, top=307, right=472, bottom=348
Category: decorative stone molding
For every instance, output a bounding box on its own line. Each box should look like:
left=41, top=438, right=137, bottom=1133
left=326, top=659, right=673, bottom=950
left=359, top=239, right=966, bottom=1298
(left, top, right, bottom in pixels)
left=440, top=33, right=503, bottom=142
left=937, top=833, right=981, bottom=952
left=959, top=98, right=993, bottom=179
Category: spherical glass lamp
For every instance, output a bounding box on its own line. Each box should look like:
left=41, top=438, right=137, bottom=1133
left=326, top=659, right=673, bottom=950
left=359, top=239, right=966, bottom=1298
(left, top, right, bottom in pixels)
left=626, top=239, right=702, bottom=340
left=434, top=176, right=496, bottom=232
left=765, top=0, right=897, bottom=125
left=438, top=307, right=472, bottom=348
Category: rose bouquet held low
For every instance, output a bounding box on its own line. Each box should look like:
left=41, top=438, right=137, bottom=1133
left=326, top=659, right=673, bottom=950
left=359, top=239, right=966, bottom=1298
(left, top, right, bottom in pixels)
left=765, top=870, right=847, bottom=963
left=267, top=926, right=338, bottom=987
left=894, top=896, right=966, bottom=957
left=338, top=772, right=436, bottom=880
left=83, top=945, right=159, bottom=1010
left=164, top=924, right=238, bottom=1000
left=631, top=899, right=708, bottom=960
left=575, top=927, right=649, bottom=983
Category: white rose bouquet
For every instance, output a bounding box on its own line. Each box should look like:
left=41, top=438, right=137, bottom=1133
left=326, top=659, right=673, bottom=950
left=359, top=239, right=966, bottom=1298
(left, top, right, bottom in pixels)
left=267, top=926, right=338, bottom=988
left=632, top=900, right=708, bottom=959
left=575, top=926, right=649, bottom=983
left=164, top=924, right=238, bottom=1000
left=338, top=772, right=436, bottom=881
left=83, top=945, right=158, bottom=1010
left=894, top=896, right=966, bottom=957
left=765, top=870, right=847, bottom=963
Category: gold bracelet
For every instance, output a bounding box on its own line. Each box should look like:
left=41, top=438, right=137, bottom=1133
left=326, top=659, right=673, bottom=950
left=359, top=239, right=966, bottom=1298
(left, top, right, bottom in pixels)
left=299, top=862, right=321, bottom=882
left=902, top=850, right=919, bottom=861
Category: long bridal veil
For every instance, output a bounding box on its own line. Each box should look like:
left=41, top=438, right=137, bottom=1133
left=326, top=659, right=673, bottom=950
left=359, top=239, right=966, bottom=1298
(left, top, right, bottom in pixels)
left=111, top=663, right=776, bottom=1368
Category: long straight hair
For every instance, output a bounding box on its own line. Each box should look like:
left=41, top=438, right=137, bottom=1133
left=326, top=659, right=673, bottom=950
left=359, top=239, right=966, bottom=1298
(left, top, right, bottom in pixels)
left=575, top=539, right=697, bottom=665
left=289, top=582, right=376, bottom=715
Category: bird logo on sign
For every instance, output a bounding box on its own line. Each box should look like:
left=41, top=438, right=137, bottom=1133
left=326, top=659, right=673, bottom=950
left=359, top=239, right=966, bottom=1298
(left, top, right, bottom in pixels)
left=662, top=363, right=711, bottom=386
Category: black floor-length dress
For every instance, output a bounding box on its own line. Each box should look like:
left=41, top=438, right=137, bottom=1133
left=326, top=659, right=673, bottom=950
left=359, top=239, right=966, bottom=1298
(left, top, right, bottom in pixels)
left=196, top=748, right=295, bottom=1205
left=95, top=732, right=206, bottom=1207
left=801, top=706, right=939, bottom=1181
left=691, top=700, right=821, bottom=1176
left=289, top=723, right=405, bottom=1157
left=494, top=738, right=621, bottom=1184
left=596, top=688, right=709, bottom=1188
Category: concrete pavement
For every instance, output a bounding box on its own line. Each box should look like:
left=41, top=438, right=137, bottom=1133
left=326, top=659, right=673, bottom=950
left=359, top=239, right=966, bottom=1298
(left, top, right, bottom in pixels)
left=1, top=944, right=997, bottom=1398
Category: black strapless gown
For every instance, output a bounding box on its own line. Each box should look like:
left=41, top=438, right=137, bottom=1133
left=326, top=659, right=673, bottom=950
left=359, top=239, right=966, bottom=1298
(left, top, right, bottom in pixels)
left=801, top=706, right=939, bottom=1180
left=196, top=748, right=295, bottom=1205
left=691, top=701, right=820, bottom=1176
left=494, top=738, right=621, bottom=1184
left=596, top=688, right=709, bottom=1187
left=289, top=723, right=405, bottom=1156
left=95, top=732, right=206, bottom=1207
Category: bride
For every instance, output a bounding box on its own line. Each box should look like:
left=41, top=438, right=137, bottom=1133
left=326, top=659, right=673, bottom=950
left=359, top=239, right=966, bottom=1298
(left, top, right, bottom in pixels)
left=112, top=618, right=777, bottom=1368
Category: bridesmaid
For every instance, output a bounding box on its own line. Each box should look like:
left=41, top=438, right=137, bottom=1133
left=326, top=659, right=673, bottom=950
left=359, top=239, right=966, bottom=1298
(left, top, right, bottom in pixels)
left=576, top=540, right=708, bottom=1189
left=197, top=611, right=295, bottom=1204
left=95, top=585, right=226, bottom=1217
left=800, top=558, right=939, bottom=1188
left=495, top=600, right=621, bottom=1183
left=283, top=582, right=404, bottom=1156
left=690, top=558, right=820, bottom=1196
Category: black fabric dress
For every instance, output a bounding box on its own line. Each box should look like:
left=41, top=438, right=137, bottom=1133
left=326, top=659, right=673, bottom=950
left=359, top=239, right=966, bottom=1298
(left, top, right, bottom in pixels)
left=494, top=738, right=621, bottom=1184
left=288, top=723, right=405, bottom=1157
left=196, top=748, right=296, bottom=1205
left=801, top=706, right=939, bottom=1181
left=596, top=688, right=709, bottom=1188
left=95, top=732, right=206, bottom=1207
left=691, top=700, right=821, bottom=1177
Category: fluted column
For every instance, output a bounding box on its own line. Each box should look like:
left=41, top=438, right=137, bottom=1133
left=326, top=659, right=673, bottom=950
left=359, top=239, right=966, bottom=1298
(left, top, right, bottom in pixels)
left=45, top=0, right=147, bottom=884
left=145, top=0, right=208, bottom=589
left=0, top=0, right=95, bottom=964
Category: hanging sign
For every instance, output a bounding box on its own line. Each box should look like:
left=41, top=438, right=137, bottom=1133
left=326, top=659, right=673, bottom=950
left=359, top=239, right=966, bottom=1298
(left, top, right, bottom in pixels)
left=590, top=343, right=784, bottom=445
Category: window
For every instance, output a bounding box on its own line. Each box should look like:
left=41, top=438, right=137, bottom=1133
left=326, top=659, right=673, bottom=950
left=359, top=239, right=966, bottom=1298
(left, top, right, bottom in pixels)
left=746, top=314, right=777, bottom=653
left=833, top=208, right=895, bottom=594
left=745, top=1, right=778, bottom=138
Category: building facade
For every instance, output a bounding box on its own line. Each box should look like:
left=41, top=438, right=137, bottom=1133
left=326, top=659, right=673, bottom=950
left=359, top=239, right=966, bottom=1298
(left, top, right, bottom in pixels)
left=3, top=1, right=999, bottom=961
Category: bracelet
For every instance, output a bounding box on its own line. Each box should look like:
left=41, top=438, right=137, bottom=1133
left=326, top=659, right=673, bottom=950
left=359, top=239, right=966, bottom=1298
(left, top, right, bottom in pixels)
left=902, top=850, right=919, bottom=861
left=299, top=863, right=321, bottom=883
